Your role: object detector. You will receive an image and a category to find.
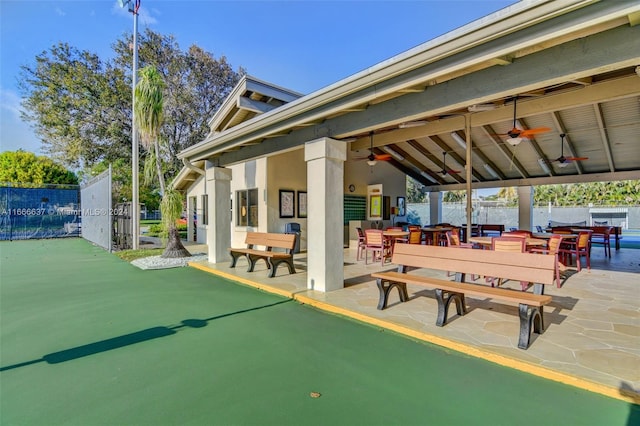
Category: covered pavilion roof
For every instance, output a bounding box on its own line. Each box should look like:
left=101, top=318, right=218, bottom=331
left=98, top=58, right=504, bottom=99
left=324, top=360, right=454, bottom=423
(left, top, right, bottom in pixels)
left=174, top=0, right=640, bottom=192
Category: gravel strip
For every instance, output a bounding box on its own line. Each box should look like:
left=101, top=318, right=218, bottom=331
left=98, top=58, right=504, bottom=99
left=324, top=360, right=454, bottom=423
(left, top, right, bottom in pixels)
left=131, top=253, right=208, bottom=270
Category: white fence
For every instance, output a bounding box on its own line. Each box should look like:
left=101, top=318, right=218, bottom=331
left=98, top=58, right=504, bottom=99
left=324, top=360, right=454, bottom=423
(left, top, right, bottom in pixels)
left=80, top=167, right=112, bottom=251
left=407, top=203, right=640, bottom=230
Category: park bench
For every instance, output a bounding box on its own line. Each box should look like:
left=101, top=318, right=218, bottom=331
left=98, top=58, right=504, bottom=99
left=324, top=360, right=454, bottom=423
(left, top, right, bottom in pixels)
left=371, top=244, right=556, bottom=349
left=229, top=232, right=297, bottom=278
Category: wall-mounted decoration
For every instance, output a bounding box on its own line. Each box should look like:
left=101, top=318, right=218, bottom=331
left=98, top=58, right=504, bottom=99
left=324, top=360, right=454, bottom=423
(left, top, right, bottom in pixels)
left=279, top=190, right=295, bottom=218
left=297, top=191, right=307, bottom=218
left=397, top=196, right=406, bottom=216
left=369, top=194, right=382, bottom=218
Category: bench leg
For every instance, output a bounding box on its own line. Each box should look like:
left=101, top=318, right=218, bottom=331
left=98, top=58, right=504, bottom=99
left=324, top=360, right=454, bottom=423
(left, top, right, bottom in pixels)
left=229, top=251, right=245, bottom=268
left=518, top=304, right=544, bottom=350
left=267, top=258, right=296, bottom=278
left=435, top=289, right=467, bottom=326
left=247, top=254, right=269, bottom=272
left=376, top=278, right=408, bottom=310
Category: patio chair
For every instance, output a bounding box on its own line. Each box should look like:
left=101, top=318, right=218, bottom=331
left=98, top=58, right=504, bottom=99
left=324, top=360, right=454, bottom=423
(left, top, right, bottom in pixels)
left=356, top=227, right=366, bottom=261
left=590, top=226, right=612, bottom=258
left=407, top=229, right=422, bottom=244
left=364, top=229, right=391, bottom=266
left=446, top=230, right=478, bottom=280
left=490, top=236, right=527, bottom=289
left=529, top=235, right=565, bottom=287
left=559, top=231, right=591, bottom=271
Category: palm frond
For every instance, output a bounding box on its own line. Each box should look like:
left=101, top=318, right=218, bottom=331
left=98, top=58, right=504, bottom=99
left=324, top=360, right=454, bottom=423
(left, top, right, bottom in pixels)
left=134, top=66, right=165, bottom=150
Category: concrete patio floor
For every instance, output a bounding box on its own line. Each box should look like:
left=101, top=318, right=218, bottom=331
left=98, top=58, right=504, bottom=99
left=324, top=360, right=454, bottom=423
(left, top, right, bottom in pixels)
left=188, top=243, right=640, bottom=404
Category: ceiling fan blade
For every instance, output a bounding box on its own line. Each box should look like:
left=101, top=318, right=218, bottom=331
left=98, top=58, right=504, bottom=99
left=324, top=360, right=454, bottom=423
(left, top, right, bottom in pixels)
left=374, top=154, right=392, bottom=161
left=565, top=156, right=589, bottom=161
left=520, top=127, right=551, bottom=137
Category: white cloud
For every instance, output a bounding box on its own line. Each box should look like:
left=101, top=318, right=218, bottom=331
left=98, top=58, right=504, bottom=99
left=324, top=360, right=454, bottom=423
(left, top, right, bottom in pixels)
left=0, top=88, right=23, bottom=119
left=55, top=7, right=66, bottom=17
left=0, top=87, right=43, bottom=154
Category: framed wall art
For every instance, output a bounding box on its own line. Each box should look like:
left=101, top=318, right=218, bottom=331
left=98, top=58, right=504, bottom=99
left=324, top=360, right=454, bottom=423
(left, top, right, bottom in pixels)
left=397, top=196, right=406, bottom=216
left=369, top=194, right=382, bottom=218
left=297, top=191, right=307, bottom=218
left=279, top=190, right=295, bottom=218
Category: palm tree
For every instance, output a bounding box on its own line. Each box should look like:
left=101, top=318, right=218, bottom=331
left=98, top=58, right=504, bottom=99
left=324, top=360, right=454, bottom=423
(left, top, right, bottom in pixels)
left=135, top=66, right=190, bottom=258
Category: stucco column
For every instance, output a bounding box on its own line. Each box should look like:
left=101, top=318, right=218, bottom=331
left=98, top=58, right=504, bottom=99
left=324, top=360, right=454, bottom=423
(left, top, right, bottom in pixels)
left=517, top=185, right=534, bottom=231
left=429, top=191, right=442, bottom=225
left=205, top=164, right=232, bottom=263
left=304, top=137, right=347, bottom=292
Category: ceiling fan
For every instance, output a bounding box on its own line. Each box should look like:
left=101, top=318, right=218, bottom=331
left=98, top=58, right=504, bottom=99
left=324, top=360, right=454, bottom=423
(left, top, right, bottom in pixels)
left=355, top=131, right=391, bottom=166
left=439, top=151, right=460, bottom=175
left=555, top=133, right=588, bottom=167
left=494, top=96, right=551, bottom=146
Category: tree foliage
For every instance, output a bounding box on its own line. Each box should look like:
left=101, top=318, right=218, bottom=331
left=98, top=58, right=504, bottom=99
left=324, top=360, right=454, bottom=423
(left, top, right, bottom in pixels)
left=533, top=181, right=640, bottom=206
left=19, top=29, right=244, bottom=184
left=0, top=150, right=78, bottom=186
left=407, top=179, right=640, bottom=206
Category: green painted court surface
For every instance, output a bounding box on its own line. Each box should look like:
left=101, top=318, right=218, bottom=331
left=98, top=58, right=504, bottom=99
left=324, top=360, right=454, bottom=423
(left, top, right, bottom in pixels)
left=1, top=239, right=637, bottom=425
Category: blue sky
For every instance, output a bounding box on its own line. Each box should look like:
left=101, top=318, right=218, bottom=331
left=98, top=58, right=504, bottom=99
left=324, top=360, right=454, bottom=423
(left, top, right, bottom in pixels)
left=0, top=0, right=516, bottom=156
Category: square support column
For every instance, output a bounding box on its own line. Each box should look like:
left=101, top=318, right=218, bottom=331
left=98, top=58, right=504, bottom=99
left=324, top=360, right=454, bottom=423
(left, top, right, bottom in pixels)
left=429, top=191, right=442, bottom=225
left=517, top=185, right=534, bottom=231
left=304, top=138, right=347, bottom=292
left=205, top=164, right=232, bottom=263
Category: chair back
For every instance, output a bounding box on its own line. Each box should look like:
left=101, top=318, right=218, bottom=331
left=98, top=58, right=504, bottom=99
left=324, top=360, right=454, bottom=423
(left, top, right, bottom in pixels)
left=577, top=231, right=591, bottom=249
left=408, top=229, right=422, bottom=244
left=386, top=227, right=403, bottom=231
left=364, top=229, right=384, bottom=247
left=407, top=225, right=421, bottom=231
left=591, top=226, right=612, bottom=236
left=547, top=235, right=564, bottom=254
left=446, top=231, right=461, bottom=246
left=503, top=229, right=533, bottom=237
left=491, top=236, right=526, bottom=253
left=356, top=227, right=365, bottom=241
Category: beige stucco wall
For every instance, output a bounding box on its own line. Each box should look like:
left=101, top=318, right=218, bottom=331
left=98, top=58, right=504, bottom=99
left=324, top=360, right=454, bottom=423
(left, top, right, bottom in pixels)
left=266, top=149, right=307, bottom=250
left=184, top=142, right=408, bottom=253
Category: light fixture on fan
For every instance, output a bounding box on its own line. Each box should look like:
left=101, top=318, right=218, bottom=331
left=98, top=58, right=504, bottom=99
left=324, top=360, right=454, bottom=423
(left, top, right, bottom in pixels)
left=506, top=136, right=523, bottom=146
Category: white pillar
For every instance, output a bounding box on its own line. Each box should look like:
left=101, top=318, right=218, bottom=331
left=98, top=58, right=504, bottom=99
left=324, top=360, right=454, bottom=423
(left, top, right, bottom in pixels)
left=304, top=137, right=347, bottom=292
left=517, top=186, right=534, bottom=231
left=205, top=164, right=232, bottom=263
left=429, top=191, right=442, bottom=225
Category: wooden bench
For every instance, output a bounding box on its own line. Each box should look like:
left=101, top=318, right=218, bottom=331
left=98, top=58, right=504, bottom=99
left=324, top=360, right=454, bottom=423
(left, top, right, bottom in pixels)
left=371, top=244, right=556, bottom=349
left=229, top=232, right=297, bottom=278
